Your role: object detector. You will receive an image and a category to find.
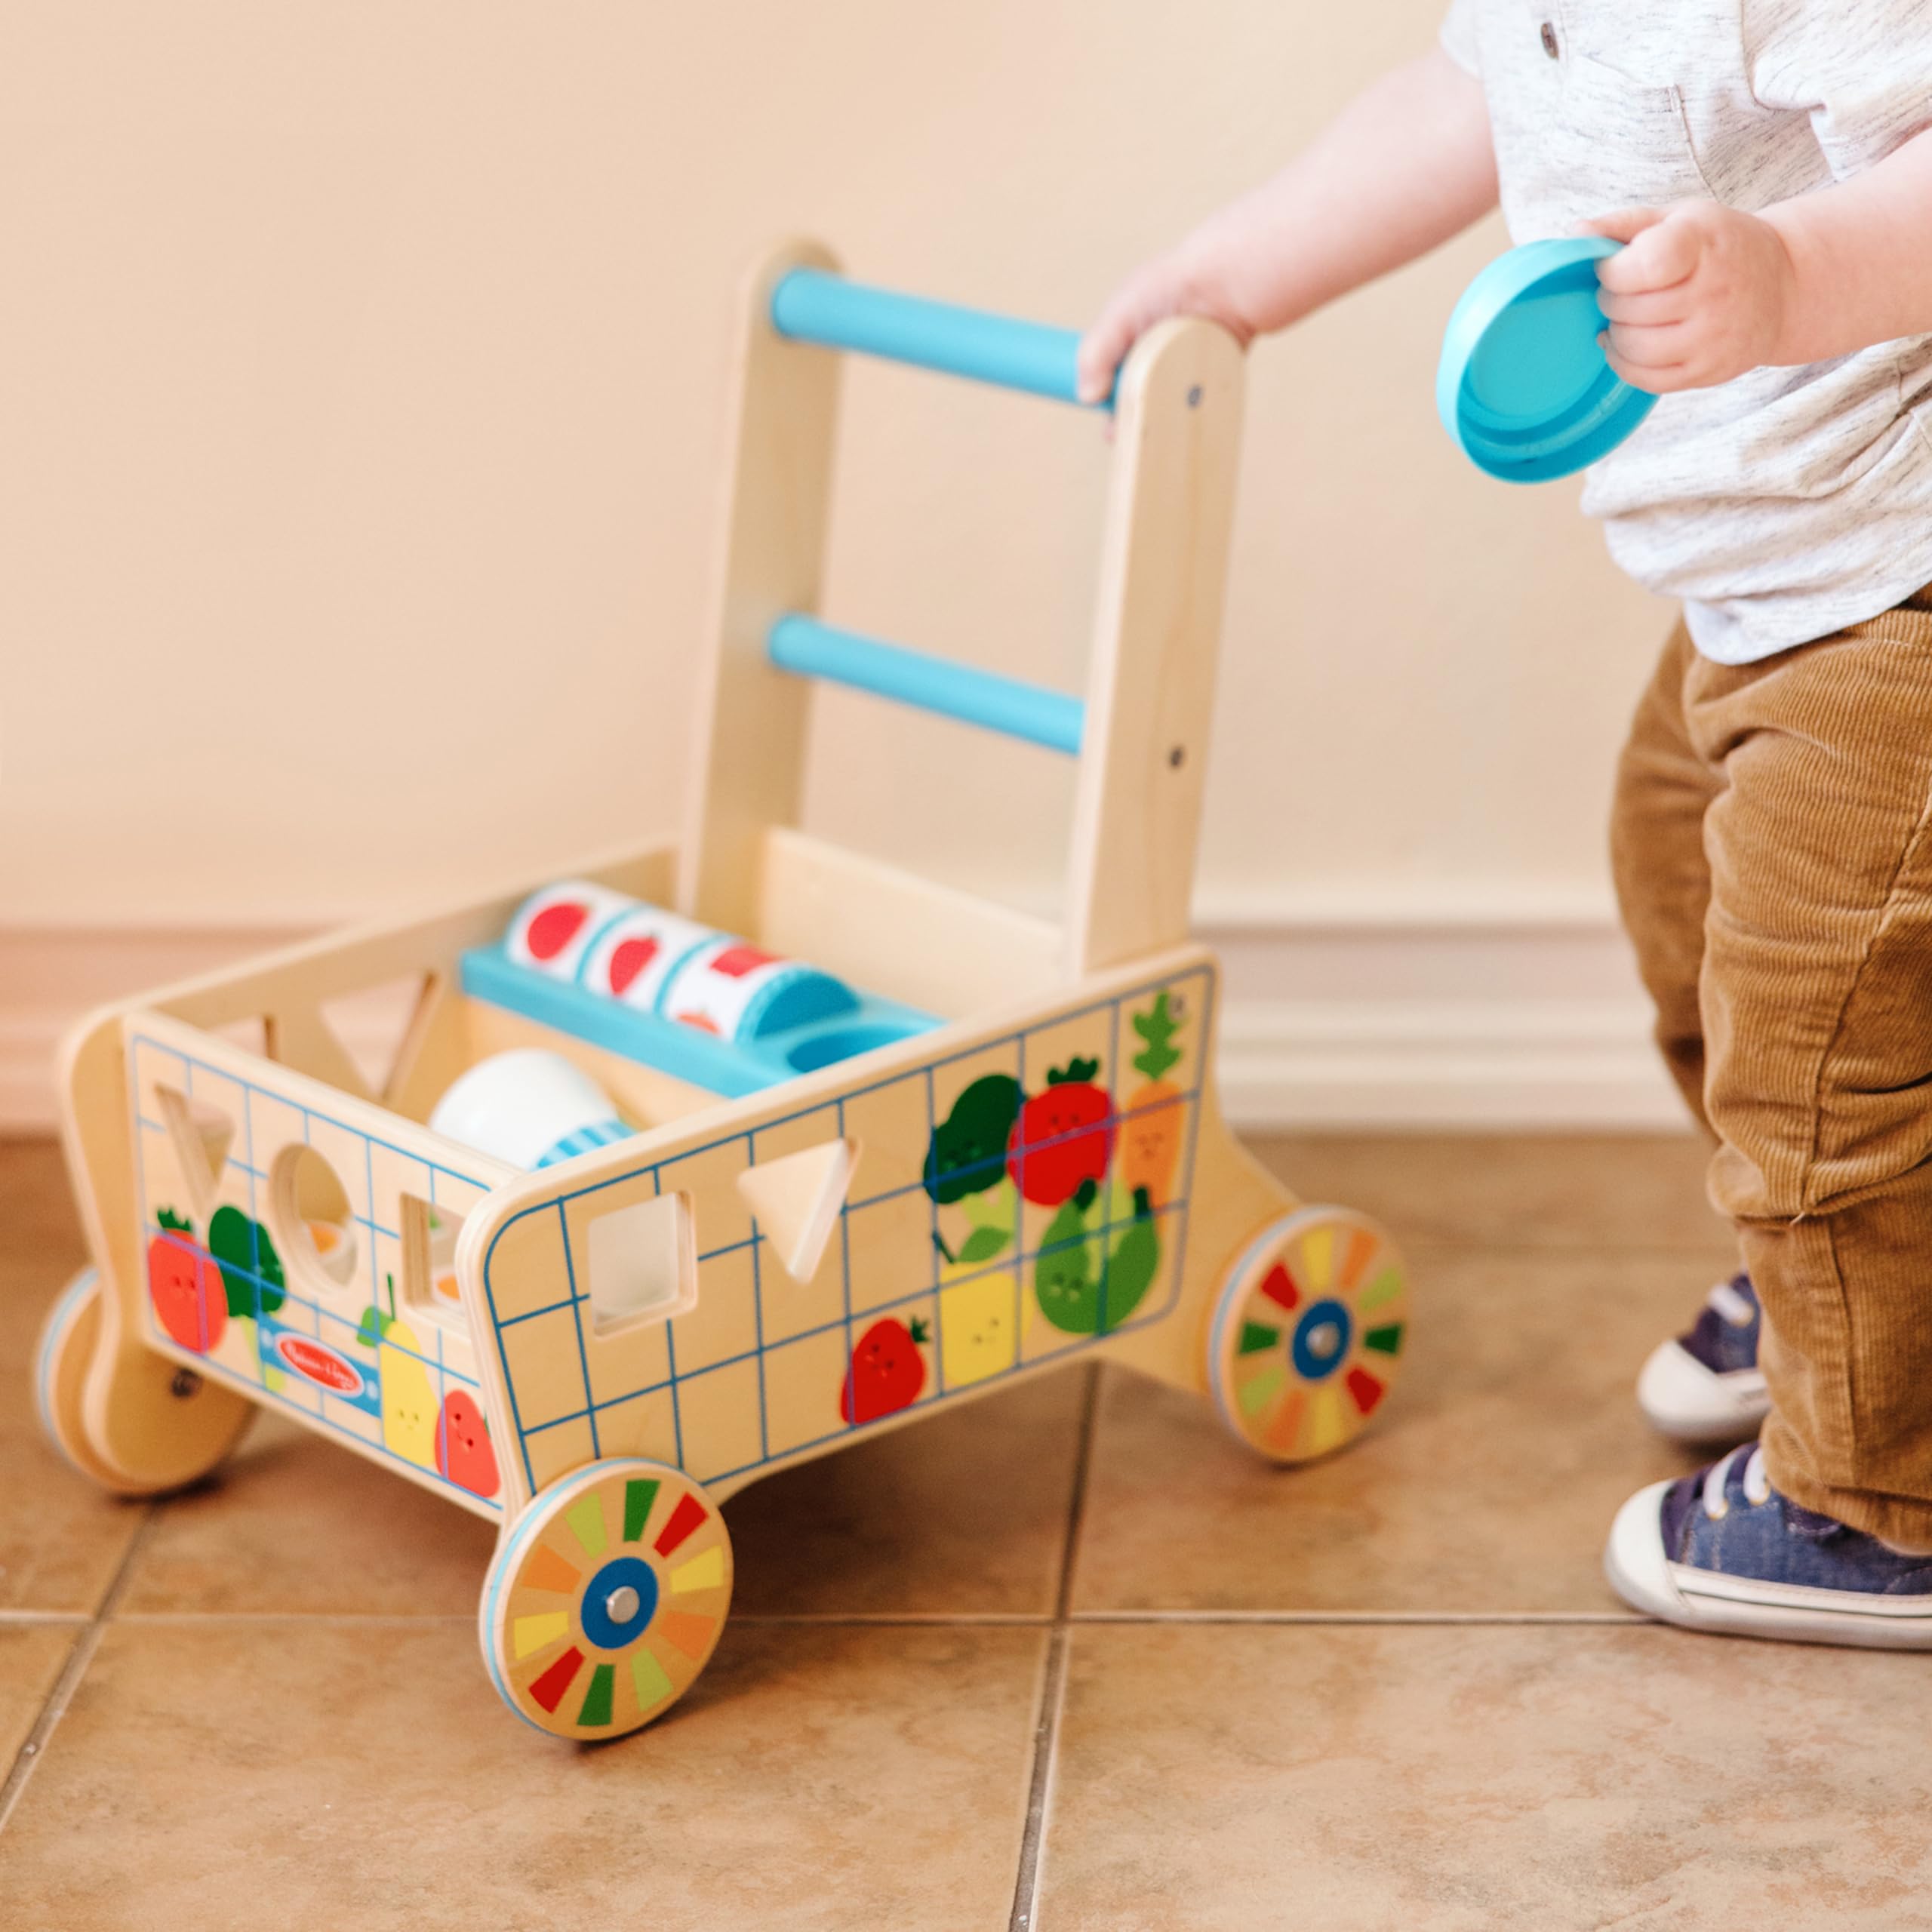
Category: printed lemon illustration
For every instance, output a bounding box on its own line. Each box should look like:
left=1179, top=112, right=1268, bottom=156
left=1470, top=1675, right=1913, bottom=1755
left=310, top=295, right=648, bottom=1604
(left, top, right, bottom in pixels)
left=939, top=1263, right=1017, bottom=1386
left=379, top=1319, right=439, bottom=1469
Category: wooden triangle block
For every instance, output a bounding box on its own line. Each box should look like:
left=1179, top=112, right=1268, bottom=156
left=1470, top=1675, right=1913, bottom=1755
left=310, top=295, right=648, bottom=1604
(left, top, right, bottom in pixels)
left=736, top=1139, right=857, bottom=1283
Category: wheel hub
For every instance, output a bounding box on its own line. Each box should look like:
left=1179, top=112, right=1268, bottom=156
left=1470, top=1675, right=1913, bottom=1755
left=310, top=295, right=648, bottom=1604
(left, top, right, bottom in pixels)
left=1291, top=1297, right=1353, bottom=1382
left=579, top=1555, right=659, bottom=1651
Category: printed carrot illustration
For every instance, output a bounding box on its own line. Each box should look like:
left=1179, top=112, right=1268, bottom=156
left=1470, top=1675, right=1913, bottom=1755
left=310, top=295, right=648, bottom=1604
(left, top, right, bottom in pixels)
left=1121, top=992, right=1184, bottom=1208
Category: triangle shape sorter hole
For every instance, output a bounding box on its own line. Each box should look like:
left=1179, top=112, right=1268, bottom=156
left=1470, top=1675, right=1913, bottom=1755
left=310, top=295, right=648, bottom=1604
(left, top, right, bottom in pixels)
left=735, top=1139, right=859, bottom=1284
left=155, top=1085, right=235, bottom=1226
left=318, top=973, right=438, bottom=1100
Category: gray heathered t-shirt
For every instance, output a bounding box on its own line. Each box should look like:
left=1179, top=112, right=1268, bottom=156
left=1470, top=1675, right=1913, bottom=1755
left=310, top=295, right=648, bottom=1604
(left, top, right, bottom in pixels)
left=1441, top=0, right=1932, bottom=662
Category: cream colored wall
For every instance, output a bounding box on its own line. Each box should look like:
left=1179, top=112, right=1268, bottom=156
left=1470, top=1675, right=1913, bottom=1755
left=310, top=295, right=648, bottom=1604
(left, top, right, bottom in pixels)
left=0, top=0, right=1668, bottom=934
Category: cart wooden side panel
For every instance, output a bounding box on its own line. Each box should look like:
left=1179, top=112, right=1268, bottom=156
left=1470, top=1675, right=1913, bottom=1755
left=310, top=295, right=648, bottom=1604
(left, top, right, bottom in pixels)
left=460, top=944, right=1291, bottom=1507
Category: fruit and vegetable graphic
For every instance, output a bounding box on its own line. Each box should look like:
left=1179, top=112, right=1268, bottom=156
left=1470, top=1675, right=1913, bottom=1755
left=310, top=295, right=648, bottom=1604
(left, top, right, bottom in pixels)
left=380, top=1319, right=439, bottom=1469
left=841, top=1315, right=929, bottom=1425
left=938, top=1265, right=1017, bottom=1386
left=1033, top=1182, right=1161, bottom=1336
left=203, top=1205, right=287, bottom=1386
left=1121, top=992, right=1186, bottom=1208
left=921, top=1017, right=1183, bottom=1352
left=1008, top=1059, right=1113, bottom=1208
left=525, top=898, right=589, bottom=963
left=437, top=1389, right=500, bottom=1497
left=146, top=1209, right=227, bottom=1353
left=358, top=1274, right=439, bottom=1472
left=206, top=1204, right=287, bottom=1321
left=925, top=1074, right=1023, bottom=1204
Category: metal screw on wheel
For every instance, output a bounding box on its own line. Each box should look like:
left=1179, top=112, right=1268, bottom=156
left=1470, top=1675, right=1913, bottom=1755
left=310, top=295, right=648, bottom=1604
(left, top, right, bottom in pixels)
left=1206, top=1206, right=1408, bottom=1463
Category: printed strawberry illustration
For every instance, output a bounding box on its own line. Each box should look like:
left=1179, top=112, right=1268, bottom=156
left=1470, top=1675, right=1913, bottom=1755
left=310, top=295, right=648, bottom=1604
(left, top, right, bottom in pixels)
left=840, top=1315, right=929, bottom=1425
left=436, top=1389, right=500, bottom=1497
left=1008, top=1058, right=1114, bottom=1208
left=146, top=1209, right=226, bottom=1354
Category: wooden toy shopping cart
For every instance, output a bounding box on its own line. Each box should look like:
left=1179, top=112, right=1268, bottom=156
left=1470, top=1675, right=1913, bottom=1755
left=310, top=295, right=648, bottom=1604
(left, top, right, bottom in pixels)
left=37, top=243, right=1411, bottom=1743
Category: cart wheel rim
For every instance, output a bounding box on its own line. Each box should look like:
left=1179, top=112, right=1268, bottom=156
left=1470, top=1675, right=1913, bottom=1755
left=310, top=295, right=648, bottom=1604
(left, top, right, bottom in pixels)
left=34, top=1268, right=101, bottom=1468
left=480, top=1458, right=732, bottom=1742
left=1206, top=1207, right=1407, bottom=1463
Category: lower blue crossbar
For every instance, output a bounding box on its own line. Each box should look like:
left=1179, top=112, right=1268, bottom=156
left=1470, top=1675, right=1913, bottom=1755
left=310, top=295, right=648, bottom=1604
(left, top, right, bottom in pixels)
left=768, top=614, right=1085, bottom=755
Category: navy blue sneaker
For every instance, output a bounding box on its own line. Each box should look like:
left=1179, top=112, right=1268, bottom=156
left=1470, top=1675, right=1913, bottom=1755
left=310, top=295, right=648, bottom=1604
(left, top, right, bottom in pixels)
left=1635, top=1272, right=1768, bottom=1444
left=1606, top=1444, right=1932, bottom=1648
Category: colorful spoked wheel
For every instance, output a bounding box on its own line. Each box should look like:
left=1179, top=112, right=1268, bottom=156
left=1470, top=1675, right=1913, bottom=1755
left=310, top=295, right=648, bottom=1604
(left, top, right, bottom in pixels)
left=480, top=1458, right=733, bottom=1742
left=1206, top=1205, right=1408, bottom=1463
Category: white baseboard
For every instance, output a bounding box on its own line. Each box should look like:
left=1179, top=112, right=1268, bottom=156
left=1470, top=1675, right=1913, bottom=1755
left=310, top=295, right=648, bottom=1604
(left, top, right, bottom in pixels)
left=0, top=892, right=1687, bottom=1134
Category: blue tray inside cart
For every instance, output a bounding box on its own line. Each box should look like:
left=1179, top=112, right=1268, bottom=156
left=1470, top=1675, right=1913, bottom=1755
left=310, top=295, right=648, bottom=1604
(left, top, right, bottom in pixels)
left=460, top=945, right=937, bottom=1098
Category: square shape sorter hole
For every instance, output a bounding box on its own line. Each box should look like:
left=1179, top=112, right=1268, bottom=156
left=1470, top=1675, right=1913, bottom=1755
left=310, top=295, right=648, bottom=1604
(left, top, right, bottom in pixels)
left=398, top=1193, right=469, bottom=1327
left=586, top=1191, right=698, bottom=1335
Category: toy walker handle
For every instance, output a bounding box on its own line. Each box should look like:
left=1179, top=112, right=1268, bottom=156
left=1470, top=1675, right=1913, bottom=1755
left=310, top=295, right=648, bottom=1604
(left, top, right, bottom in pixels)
left=770, top=268, right=1104, bottom=408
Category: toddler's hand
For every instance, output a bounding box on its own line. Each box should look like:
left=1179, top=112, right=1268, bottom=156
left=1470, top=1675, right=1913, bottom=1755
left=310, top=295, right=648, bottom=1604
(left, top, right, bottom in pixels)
left=1583, top=204, right=1798, bottom=394
left=1076, top=250, right=1256, bottom=405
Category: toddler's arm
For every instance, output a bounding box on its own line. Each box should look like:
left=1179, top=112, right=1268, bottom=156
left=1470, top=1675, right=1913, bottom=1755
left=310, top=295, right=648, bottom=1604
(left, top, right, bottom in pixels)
left=1076, top=45, right=1496, bottom=403
left=1589, top=128, right=1932, bottom=393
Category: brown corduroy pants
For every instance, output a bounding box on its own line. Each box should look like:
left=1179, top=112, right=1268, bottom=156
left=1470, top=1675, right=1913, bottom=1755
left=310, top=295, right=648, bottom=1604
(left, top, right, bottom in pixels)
left=1612, top=587, right=1932, bottom=1545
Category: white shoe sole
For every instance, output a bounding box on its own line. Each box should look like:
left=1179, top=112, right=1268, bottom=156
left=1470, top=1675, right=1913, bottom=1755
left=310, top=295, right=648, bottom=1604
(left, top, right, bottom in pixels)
left=1604, top=1481, right=1932, bottom=1651
left=1635, top=1339, right=1769, bottom=1445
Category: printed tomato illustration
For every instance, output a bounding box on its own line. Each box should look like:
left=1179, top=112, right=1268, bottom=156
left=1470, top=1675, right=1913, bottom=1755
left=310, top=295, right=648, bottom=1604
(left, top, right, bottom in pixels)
left=841, top=1315, right=929, bottom=1425
left=606, top=934, right=660, bottom=995
left=147, top=1208, right=227, bottom=1353
left=437, top=1389, right=500, bottom=1497
left=709, top=943, right=777, bottom=978
left=1008, top=1058, right=1114, bottom=1207
left=525, top=898, right=589, bottom=963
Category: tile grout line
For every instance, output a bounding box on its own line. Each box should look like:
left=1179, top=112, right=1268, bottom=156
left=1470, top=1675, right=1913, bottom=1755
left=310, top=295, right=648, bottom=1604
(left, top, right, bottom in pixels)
left=1068, top=1610, right=1644, bottom=1626
left=1007, top=1361, right=1100, bottom=1932
left=0, top=1503, right=159, bottom=1835
left=17, top=1607, right=1654, bottom=1629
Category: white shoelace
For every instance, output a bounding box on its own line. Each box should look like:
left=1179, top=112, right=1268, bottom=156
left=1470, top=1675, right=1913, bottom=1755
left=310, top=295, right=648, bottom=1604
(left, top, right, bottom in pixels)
left=1707, top=1277, right=1755, bottom=1325
left=1701, top=1443, right=1770, bottom=1520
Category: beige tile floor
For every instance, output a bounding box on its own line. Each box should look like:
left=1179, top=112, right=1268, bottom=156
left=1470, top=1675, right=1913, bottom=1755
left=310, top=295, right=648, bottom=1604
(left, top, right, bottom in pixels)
left=5, top=1131, right=1930, bottom=1930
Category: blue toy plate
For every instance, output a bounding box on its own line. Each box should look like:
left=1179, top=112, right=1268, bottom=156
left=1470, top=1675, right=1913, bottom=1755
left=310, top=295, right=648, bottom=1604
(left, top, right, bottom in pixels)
left=1438, top=237, right=1657, bottom=483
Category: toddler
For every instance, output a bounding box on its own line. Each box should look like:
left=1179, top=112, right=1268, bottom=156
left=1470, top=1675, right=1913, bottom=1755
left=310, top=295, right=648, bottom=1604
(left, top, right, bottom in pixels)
left=1081, top=3, right=1932, bottom=1647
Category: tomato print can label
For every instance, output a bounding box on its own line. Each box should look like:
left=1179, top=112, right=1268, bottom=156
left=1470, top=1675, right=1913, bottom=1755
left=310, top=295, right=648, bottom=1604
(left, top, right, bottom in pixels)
left=662, top=938, right=811, bottom=1042
left=505, top=881, right=635, bottom=982
left=580, top=906, right=715, bottom=1011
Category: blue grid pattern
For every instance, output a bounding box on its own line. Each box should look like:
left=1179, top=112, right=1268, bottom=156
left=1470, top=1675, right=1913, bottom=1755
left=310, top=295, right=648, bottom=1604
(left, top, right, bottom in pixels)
left=483, top=967, right=1214, bottom=1494
left=128, top=1033, right=505, bottom=1514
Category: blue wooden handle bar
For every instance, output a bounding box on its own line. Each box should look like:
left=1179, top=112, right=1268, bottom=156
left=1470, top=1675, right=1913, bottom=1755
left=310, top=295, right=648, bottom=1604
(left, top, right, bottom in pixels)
left=769, top=268, right=1105, bottom=408
left=768, top=614, right=1085, bottom=755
